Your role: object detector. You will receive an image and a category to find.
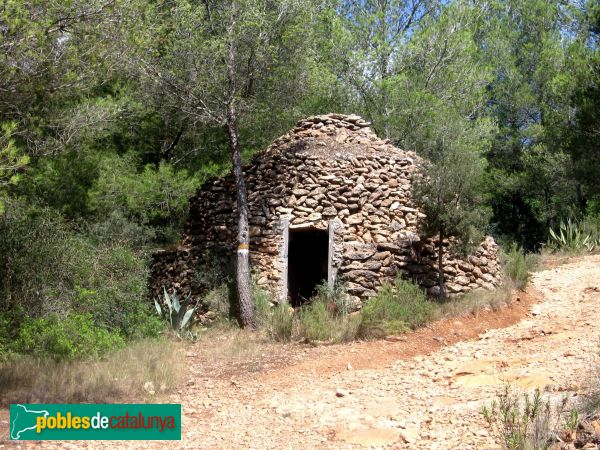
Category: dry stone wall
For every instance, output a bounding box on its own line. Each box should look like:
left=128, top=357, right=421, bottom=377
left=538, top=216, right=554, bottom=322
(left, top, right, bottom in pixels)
left=151, top=114, right=503, bottom=309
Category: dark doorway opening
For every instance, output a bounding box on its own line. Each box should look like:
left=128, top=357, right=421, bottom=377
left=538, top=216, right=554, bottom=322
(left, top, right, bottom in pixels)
left=288, top=228, right=329, bottom=306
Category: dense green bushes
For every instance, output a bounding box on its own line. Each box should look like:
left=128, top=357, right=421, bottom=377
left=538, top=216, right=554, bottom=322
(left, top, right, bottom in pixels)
left=358, top=278, right=434, bottom=338
left=298, top=300, right=361, bottom=343
left=14, top=314, right=125, bottom=360
left=0, top=122, right=28, bottom=215
left=0, top=310, right=129, bottom=361
left=73, top=245, right=163, bottom=338
left=0, top=199, right=163, bottom=360
left=0, top=201, right=88, bottom=316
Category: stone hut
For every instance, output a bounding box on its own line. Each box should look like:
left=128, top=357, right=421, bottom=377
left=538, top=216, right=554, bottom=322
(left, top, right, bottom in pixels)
left=152, top=114, right=502, bottom=309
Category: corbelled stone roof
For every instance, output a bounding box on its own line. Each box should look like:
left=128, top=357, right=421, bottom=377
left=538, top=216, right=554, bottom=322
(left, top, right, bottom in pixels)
left=265, top=113, right=410, bottom=159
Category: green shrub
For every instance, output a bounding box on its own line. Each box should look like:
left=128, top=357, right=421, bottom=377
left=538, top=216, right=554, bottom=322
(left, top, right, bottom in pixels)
left=299, top=301, right=331, bottom=342
left=271, top=279, right=432, bottom=344
left=0, top=311, right=14, bottom=358
left=482, top=385, right=571, bottom=450
left=0, top=121, right=29, bottom=215
left=358, top=278, right=433, bottom=339
left=87, top=210, right=157, bottom=247
left=253, top=282, right=275, bottom=328
left=0, top=199, right=163, bottom=360
left=268, top=302, right=294, bottom=342
left=18, top=148, right=98, bottom=221
left=14, top=314, right=125, bottom=360
left=333, top=314, right=362, bottom=343
left=201, top=277, right=276, bottom=327
left=298, top=299, right=361, bottom=344
left=0, top=201, right=86, bottom=316
left=587, top=198, right=600, bottom=218
left=502, top=244, right=536, bottom=289
left=581, top=213, right=600, bottom=233
left=73, top=244, right=163, bottom=339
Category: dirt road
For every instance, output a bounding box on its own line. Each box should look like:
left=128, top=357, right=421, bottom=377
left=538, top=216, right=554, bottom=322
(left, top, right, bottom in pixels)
left=5, top=255, right=600, bottom=449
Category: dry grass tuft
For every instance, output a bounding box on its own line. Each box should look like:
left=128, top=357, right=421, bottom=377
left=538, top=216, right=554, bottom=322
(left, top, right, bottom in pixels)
left=434, top=282, right=515, bottom=319
left=0, top=338, right=183, bottom=405
left=187, top=322, right=308, bottom=377
left=195, top=322, right=272, bottom=361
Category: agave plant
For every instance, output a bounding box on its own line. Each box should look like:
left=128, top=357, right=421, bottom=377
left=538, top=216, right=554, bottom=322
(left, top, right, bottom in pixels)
left=155, top=288, right=198, bottom=339
left=548, top=218, right=599, bottom=252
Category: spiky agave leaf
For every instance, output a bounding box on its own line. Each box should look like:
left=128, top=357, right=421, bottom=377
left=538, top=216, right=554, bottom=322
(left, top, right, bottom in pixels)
left=171, top=291, right=181, bottom=314
left=548, top=227, right=560, bottom=247
left=163, top=287, right=173, bottom=316
left=180, top=308, right=195, bottom=331
left=560, top=227, right=568, bottom=245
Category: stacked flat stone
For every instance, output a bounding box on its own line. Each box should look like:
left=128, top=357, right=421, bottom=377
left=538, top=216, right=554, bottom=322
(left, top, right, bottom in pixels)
left=151, top=114, right=503, bottom=310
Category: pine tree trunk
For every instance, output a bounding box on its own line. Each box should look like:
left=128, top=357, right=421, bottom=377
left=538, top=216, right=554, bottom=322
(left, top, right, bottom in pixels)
left=438, top=229, right=447, bottom=299
left=225, top=40, right=254, bottom=328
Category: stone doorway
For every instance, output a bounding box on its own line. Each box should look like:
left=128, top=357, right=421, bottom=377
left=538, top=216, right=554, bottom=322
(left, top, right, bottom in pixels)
left=287, top=228, right=329, bottom=306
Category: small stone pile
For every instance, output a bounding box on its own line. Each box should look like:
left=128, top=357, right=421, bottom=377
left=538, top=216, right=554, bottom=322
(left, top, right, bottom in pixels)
left=151, top=114, right=503, bottom=308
